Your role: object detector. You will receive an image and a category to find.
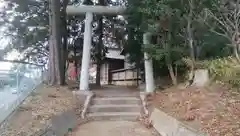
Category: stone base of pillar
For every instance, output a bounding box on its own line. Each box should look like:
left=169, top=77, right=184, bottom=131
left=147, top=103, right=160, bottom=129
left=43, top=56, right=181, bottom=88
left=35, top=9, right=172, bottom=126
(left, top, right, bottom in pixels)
left=139, top=91, right=154, bottom=115
left=81, top=92, right=94, bottom=119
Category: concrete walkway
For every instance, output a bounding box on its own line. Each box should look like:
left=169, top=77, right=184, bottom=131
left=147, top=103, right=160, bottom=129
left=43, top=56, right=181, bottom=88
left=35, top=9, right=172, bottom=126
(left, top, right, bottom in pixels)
left=72, top=121, right=160, bottom=136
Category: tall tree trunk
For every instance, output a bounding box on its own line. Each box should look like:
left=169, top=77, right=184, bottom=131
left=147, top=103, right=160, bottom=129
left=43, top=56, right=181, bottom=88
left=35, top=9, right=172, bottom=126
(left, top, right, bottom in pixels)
left=187, top=21, right=195, bottom=83
left=48, top=0, right=61, bottom=85
left=165, top=33, right=177, bottom=85
left=165, top=53, right=177, bottom=85
left=59, top=0, right=69, bottom=85
left=74, top=45, right=78, bottom=81
left=187, top=0, right=195, bottom=84
left=96, top=16, right=103, bottom=86
left=48, top=0, right=54, bottom=85
left=234, top=43, right=240, bottom=62
left=96, top=0, right=105, bottom=86
left=167, top=64, right=177, bottom=85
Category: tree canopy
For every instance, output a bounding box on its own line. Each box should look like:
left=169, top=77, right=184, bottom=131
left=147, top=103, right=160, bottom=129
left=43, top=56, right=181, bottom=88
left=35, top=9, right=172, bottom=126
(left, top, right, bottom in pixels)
left=1, top=0, right=240, bottom=86
left=126, top=0, right=239, bottom=86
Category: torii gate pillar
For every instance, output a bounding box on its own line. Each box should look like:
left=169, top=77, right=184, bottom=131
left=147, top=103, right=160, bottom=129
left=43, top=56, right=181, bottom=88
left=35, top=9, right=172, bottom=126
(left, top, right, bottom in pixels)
left=79, top=12, right=93, bottom=91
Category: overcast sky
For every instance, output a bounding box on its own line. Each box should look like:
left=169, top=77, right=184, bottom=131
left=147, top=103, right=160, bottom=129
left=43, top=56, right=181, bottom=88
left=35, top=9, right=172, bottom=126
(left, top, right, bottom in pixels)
left=0, top=0, right=5, bottom=9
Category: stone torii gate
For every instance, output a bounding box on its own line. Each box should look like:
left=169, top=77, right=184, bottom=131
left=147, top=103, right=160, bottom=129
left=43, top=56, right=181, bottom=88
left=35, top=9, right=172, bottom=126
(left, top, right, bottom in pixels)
left=66, top=5, right=155, bottom=93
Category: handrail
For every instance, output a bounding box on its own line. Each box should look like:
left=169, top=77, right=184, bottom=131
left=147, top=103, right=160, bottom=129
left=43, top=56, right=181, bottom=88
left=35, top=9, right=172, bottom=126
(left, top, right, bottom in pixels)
left=110, top=67, right=137, bottom=73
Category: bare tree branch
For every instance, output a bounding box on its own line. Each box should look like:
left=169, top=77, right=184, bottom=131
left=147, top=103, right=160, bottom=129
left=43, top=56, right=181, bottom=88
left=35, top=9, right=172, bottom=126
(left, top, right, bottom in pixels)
left=0, top=59, right=44, bottom=66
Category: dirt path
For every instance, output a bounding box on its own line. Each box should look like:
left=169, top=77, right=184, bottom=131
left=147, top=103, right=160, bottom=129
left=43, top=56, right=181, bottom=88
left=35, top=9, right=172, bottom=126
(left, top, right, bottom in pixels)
left=70, top=121, right=159, bottom=136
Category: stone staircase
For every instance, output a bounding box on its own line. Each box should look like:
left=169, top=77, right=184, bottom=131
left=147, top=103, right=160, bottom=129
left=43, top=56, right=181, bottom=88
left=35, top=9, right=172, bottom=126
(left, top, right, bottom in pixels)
left=86, top=91, right=143, bottom=121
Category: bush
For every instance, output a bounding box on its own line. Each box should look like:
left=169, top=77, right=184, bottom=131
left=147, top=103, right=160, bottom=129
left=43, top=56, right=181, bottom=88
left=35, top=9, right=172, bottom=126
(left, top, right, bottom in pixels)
left=205, top=56, right=240, bottom=87
left=183, top=56, right=240, bottom=87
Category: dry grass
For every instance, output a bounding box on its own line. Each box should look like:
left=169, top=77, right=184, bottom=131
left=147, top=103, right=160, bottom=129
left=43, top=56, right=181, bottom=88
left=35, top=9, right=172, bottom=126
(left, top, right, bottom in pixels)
left=149, top=84, right=240, bottom=136
left=0, top=85, right=83, bottom=136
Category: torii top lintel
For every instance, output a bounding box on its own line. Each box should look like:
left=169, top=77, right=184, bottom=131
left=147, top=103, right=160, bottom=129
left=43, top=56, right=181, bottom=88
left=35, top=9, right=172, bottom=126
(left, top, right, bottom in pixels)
left=66, top=5, right=126, bottom=15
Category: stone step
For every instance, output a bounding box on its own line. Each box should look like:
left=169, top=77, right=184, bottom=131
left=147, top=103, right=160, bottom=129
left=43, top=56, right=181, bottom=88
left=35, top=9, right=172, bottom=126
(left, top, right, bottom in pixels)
left=88, top=104, right=142, bottom=113
left=87, top=112, right=140, bottom=121
left=92, top=97, right=141, bottom=105
left=94, top=91, right=139, bottom=97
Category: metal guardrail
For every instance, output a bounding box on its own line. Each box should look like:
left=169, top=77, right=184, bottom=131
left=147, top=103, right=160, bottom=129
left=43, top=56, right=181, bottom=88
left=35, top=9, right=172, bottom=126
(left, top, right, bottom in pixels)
left=0, top=61, right=44, bottom=124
